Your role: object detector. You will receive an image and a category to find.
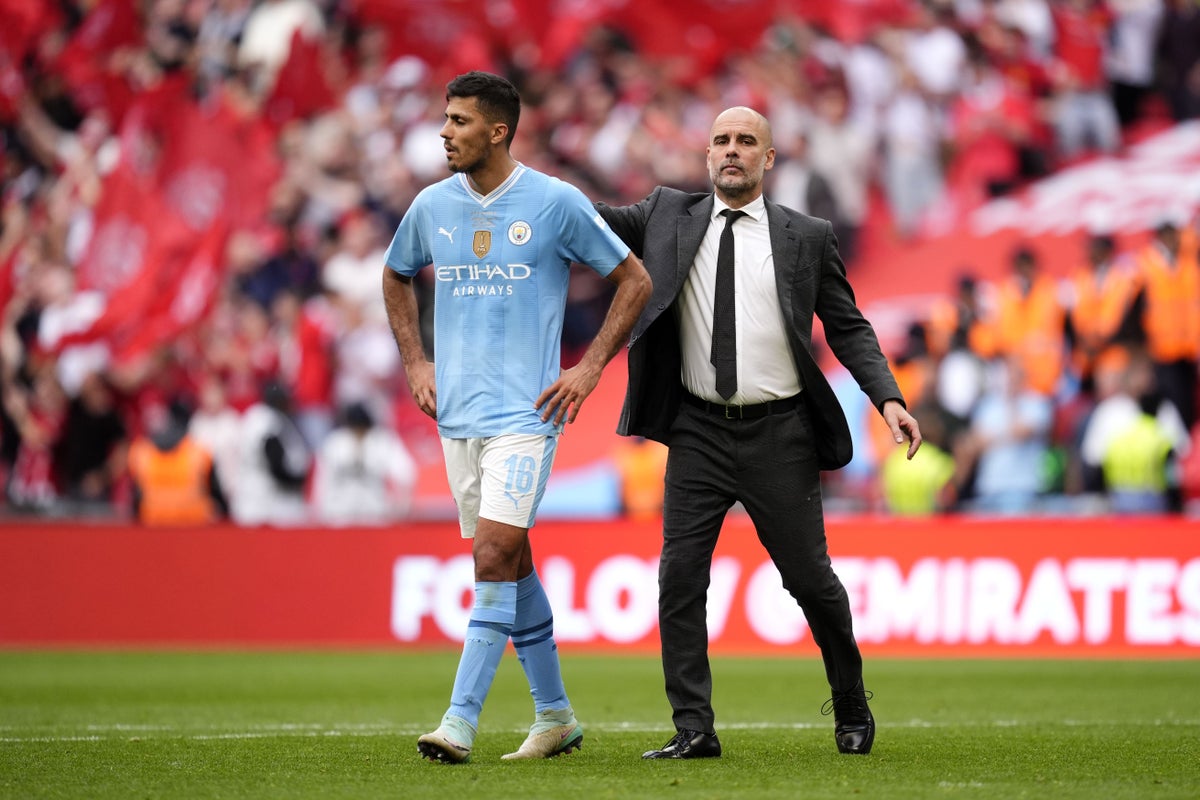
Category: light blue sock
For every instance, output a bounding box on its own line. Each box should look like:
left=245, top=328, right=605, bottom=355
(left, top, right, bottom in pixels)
left=512, top=570, right=569, bottom=713
left=447, top=581, right=516, bottom=729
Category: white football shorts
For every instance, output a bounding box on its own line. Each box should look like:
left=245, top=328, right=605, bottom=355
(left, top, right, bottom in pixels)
left=441, top=433, right=559, bottom=538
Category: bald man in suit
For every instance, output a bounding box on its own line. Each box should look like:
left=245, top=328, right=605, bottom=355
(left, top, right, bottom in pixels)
left=597, top=107, right=921, bottom=760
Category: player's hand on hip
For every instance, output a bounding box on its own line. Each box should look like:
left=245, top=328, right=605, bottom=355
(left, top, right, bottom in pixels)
left=406, top=360, right=437, bottom=419
left=536, top=365, right=601, bottom=426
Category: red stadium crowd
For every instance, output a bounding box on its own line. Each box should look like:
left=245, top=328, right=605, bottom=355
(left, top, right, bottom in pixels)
left=1, top=0, right=1199, bottom=523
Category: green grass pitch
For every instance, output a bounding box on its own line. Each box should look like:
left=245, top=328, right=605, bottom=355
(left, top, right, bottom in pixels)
left=1, top=650, right=1197, bottom=799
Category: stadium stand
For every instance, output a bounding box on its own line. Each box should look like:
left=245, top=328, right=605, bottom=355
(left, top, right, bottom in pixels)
left=1, top=0, right=1197, bottom=521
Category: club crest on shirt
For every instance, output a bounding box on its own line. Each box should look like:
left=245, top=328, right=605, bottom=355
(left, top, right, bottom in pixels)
left=508, top=220, right=532, bottom=246
left=472, top=230, right=491, bottom=258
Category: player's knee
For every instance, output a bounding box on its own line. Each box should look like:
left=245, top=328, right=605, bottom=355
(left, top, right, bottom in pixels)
left=473, top=541, right=522, bottom=582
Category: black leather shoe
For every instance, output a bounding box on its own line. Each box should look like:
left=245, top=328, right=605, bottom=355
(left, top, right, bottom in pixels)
left=642, top=729, right=722, bottom=759
left=822, top=684, right=875, bottom=755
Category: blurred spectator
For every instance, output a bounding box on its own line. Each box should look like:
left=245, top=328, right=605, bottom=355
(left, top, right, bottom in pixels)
left=237, top=0, right=325, bottom=96
left=1131, top=216, right=1200, bottom=428
left=880, top=64, right=944, bottom=237
left=926, top=272, right=993, bottom=443
left=807, top=80, right=875, bottom=265
left=993, top=0, right=1057, bottom=59
left=321, top=207, right=388, bottom=324
left=1156, top=0, right=1200, bottom=121
left=888, top=321, right=939, bottom=412
left=612, top=436, right=668, bottom=520
left=271, top=287, right=339, bottom=448
left=54, top=369, right=128, bottom=511
left=880, top=403, right=957, bottom=515
left=944, top=40, right=1039, bottom=203
left=205, top=294, right=281, bottom=412
left=904, top=2, right=968, bottom=106
left=295, top=111, right=369, bottom=231
left=1049, top=0, right=1122, bottom=158
left=873, top=323, right=945, bottom=506
left=838, top=25, right=897, bottom=139
left=195, top=0, right=254, bottom=88
left=310, top=401, right=418, bottom=525
left=235, top=220, right=322, bottom=310
left=1064, top=226, right=1140, bottom=388
left=330, top=294, right=399, bottom=434
left=1078, top=347, right=1190, bottom=509
left=187, top=372, right=243, bottom=499
left=2, top=357, right=67, bottom=512
left=1101, top=380, right=1182, bottom=511
left=927, top=272, right=995, bottom=359
left=957, top=358, right=1056, bottom=513
left=983, top=18, right=1056, bottom=181
left=128, top=400, right=228, bottom=526
left=1104, top=0, right=1165, bottom=127
left=230, top=380, right=311, bottom=526
left=985, top=244, right=1067, bottom=397
left=769, top=128, right=839, bottom=223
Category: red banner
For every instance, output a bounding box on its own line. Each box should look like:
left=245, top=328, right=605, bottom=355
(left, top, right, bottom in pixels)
left=55, top=79, right=278, bottom=361
left=1, top=518, right=1197, bottom=656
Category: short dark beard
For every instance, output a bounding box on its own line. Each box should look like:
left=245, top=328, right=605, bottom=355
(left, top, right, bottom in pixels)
left=444, top=148, right=484, bottom=176
left=448, top=153, right=486, bottom=175
left=714, top=173, right=756, bottom=200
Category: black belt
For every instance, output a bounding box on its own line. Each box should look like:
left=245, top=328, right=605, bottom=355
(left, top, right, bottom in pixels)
left=682, top=391, right=800, bottom=420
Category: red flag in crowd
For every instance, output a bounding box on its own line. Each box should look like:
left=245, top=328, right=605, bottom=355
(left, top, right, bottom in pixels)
left=0, top=46, right=27, bottom=123
left=63, top=74, right=280, bottom=359
left=0, top=0, right=64, bottom=64
left=52, top=0, right=143, bottom=122
left=263, top=29, right=341, bottom=129
left=601, top=0, right=777, bottom=76
left=349, top=0, right=499, bottom=76
left=69, top=163, right=190, bottom=346
left=0, top=0, right=61, bottom=120
left=114, top=220, right=230, bottom=363
left=154, top=87, right=282, bottom=232
left=789, top=0, right=918, bottom=44
left=0, top=232, right=21, bottom=318
left=66, top=160, right=228, bottom=363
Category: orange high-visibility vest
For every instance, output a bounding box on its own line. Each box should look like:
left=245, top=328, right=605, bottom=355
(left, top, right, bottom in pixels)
left=1137, top=237, right=1200, bottom=362
left=613, top=438, right=668, bottom=521
left=127, top=436, right=218, bottom=526
left=1068, top=260, right=1137, bottom=373
left=926, top=300, right=996, bottom=359
left=992, top=274, right=1065, bottom=395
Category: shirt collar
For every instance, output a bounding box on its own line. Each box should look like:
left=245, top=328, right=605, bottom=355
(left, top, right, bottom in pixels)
left=712, top=194, right=767, bottom=225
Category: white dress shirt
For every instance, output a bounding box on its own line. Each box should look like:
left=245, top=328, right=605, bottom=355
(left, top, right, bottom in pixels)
left=677, top=195, right=803, bottom=405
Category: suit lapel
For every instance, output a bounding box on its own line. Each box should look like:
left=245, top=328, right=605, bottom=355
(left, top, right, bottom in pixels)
left=676, top=195, right=714, bottom=291
left=766, top=200, right=800, bottom=319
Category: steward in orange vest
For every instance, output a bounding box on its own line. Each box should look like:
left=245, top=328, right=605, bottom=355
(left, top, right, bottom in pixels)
left=127, top=403, right=227, bottom=526
left=1132, top=219, right=1200, bottom=428
left=1065, top=232, right=1140, bottom=387
left=926, top=273, right=996, bottom=359
left=985, top=245, right=1066, bottom=397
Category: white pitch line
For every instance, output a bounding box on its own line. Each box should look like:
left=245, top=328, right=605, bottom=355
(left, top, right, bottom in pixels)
left=1, top=718, right=1197, bottom=744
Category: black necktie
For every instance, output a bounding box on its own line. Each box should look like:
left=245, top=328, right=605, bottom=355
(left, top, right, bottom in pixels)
left=711, top=209, right=746, bottom=400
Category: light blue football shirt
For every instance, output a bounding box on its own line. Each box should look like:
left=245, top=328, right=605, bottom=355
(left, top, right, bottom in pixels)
left=384, top=164, right=630, bottom=438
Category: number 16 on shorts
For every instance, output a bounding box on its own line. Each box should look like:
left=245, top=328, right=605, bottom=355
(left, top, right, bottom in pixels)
left=442, top=434, right=559, bottom=538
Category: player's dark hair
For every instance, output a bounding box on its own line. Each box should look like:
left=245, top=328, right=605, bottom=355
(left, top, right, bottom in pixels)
left=446, top=71, right=521, bottom=147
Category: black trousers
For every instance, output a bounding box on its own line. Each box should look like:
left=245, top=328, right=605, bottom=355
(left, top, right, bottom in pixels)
left=658, top=399, right=863, bottom=733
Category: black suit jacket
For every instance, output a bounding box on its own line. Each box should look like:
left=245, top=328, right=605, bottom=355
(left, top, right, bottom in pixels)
left=597, top=187, right=903, bottom=470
